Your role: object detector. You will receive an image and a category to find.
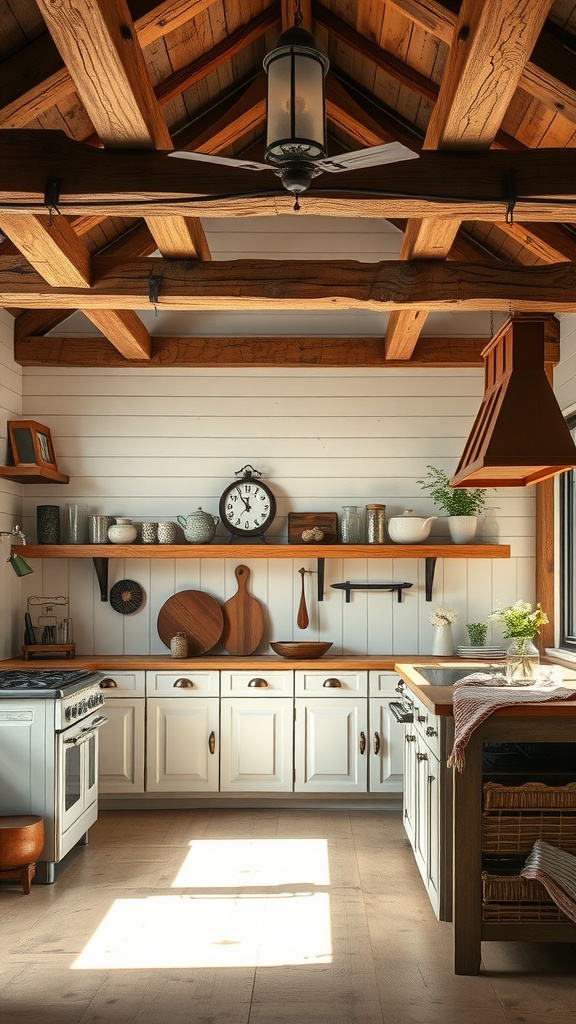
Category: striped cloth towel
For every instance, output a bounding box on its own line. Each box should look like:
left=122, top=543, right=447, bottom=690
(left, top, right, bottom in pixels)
left=446, top=668, right=576, bottom=772
left=521, top=839, right=576, bottom=923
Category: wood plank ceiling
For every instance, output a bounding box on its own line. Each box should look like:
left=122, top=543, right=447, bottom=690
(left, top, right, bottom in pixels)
left=1, top=0, right=576, bottom=367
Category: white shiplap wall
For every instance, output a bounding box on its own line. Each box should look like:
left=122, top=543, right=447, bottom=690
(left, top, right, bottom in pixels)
left=15, top=363, right=535, bottom=658
left=0, top=308, right=24, bottom=658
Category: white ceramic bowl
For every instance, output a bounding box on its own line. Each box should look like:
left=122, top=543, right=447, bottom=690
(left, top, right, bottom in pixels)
left=387, top=515, right=437, bottom=544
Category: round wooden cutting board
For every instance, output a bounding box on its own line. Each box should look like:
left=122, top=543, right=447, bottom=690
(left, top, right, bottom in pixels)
left=157, top=590, right=224, bottom=654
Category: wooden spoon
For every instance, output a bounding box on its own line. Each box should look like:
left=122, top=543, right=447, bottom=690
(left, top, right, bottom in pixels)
left=297, top=567, right=309, bottom=630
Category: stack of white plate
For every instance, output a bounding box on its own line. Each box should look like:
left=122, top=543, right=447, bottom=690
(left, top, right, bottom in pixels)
left=455, top=645, right=506, bottom=660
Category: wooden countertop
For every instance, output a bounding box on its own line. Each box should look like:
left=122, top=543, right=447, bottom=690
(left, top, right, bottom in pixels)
left=395, top=659, right=576, bottom=716
left=0, top=653, right=426, bottom=672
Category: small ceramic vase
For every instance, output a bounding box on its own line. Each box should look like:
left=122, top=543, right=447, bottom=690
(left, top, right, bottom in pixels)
left=170, top=633, right=188, bottom=658
left=108, top=518, right=137, bottom=544
left=37, top=505, right=60, bottom=544
left=432, top=624, right=454, bottom=657
left=448, top=516, right=477, bottom=544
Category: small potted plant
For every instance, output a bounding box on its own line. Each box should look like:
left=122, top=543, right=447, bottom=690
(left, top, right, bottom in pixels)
left=466, top=621, right=488, bottom=647
left=417, top=465, right=486, bottom=543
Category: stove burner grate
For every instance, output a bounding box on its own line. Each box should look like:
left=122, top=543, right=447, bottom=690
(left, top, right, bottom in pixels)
left=0, top=669, right=97, bottom=690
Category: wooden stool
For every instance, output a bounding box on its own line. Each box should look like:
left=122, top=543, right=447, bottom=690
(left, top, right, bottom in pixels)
left=0, top=815, right=44, bottom=894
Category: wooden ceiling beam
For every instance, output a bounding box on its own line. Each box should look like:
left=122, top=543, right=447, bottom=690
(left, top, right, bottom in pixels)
left=14, top=334, right=490, bottom=368
left=384, top=0, right=554, bottom=360
left=0, top=214, right=91, bottom=288
left=0, top=0, right=219, bottom=129
left=2, top=256, right=576, bottom=313
left=82, top=309, right=151, bottom=359
left=173, top=74, right=267, bottom=153
left=387, top=0, right=576, bottom=125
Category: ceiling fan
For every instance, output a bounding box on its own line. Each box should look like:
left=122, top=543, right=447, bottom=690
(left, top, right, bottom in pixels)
left=168, top=2, right=418, bottom=205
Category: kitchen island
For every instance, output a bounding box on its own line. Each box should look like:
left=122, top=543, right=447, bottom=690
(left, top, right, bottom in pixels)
left=395, top=661, right=576, bottom=975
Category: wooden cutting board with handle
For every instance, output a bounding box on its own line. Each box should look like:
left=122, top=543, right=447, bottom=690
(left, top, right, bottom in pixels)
left=157, top=590, right=224, bottom=655
left=221, top=565, right=264, bottom=656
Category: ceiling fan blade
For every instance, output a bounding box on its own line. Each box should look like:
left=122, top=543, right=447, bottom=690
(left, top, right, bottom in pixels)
left=168, top=150, right=271, bottom=172
left=316, top=142, right=419, bottom=173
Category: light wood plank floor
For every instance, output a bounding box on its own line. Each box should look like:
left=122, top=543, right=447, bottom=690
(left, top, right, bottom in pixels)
left=1, top=808, right=575, bottom=1024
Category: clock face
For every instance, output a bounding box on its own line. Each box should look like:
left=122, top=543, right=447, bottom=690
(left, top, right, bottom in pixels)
left=219, top=479, right=276, bottom=536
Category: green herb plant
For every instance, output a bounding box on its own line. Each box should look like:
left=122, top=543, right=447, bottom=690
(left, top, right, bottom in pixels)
left=417, top=465, right=486, bottom=517
left=466, top=622, right=488, bottom=646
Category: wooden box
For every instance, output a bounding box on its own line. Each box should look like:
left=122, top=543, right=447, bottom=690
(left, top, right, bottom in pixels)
left=288, top=512, right=339, bottom=544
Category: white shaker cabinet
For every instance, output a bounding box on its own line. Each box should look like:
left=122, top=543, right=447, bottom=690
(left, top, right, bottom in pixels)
left=146, top=696, right=219, bottom=791
left=98, top=670, right=145, bottom=794
left=220, top=696, right=294, bottom=792
left=294, top=696, right=368, bottom=792
left=368, top=671, right=404, bottom=795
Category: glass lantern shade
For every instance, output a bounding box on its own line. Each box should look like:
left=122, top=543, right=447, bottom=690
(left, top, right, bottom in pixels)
left=264, top=29, right=328, bottom=165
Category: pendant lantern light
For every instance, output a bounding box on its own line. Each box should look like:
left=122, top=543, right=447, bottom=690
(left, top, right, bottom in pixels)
left=263, top=0, right=329, bottom=196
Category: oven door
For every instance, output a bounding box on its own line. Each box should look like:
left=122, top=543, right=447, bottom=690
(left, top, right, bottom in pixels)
left=56, top=712, right=108, bottom=853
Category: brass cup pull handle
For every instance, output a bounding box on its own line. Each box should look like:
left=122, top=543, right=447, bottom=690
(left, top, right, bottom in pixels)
left=99, top=678, right=118, bottom=688
left=417, top=752, right=428, bottom=761
left=426, top=726, right=437, bottom=737
left=248, top=677, right=268, bottom=687
left=174, top=678, right=194, bottom=688
left=406, top=733, right=416, bottom=743
left=323, top=677, right=342, bottom=688
left=373, top=731, right=381, bottom=755
left=359, top=731, right=366, bottom=755
left=208, top=731, right=216, bottom=755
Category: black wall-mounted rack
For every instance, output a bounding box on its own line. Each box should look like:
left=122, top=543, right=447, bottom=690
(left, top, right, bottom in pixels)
left=331, top=581, right=413, bottom=603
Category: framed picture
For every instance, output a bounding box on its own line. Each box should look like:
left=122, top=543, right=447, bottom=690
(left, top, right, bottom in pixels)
left=8, top=420, right=58, bottom=471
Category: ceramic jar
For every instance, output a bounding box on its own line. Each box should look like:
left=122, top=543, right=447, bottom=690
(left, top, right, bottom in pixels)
left=141, top=522, right=158, bottom=544
left=170, top=632, right=188, bottom=658
left=157, top=521, right=177, bottom=544
left=36, top=505, right=60, bottom=544
left=177, top=509, right=219, bottom=544
left=108, top=517, right=137, bottom=544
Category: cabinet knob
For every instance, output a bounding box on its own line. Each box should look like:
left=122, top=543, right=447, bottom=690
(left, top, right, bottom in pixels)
left=248, top=677, right=268, bottom=687
left=208, top=731, right=216, bottom=754
left=426, top=726, right=437, bottom=737
left=417, top=752, right=428, bottom=762
left=323, top=677, right=342, bottom=688
left=417, top=713, right=427, bottom=723
left=359, top=731, right=366, bottom=755
left=373, top=731, right=381, bottom=755
left=405, top=734, right=416, bottom=743
left=99, top=678, right=117, bottom=688
left=174, top=678, right=194, bottom=688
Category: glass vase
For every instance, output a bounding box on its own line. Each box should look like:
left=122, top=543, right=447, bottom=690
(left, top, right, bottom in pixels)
left=505, top=637, right=540, bottom=686
left=340, top=506, right=362, bottom=544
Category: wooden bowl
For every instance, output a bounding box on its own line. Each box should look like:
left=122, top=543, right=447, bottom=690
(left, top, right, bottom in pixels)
left=270, top=641, right=332, bottom=659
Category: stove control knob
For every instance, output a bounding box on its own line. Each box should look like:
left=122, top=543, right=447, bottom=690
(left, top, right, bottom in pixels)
left=70, top=705, right=78, bottom=718
left=65, top=706, right=73, bottom=721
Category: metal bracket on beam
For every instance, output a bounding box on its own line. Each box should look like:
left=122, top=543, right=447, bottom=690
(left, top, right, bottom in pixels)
left=92, top=557, right=109, bottom=602
left=425, top=557, right=437, bottom=602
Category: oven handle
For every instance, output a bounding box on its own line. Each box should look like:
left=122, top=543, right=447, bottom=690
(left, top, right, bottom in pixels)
left=64, top=716, right=108, bottom=744
left=389, top=701, right=414, bottom=724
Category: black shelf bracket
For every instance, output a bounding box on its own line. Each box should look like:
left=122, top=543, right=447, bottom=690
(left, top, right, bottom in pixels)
left=317, top=557, right=325, bottom=601
left=425, top=557, right=437, bottom=602
left=331, top=581, right=413, bottom=603
left=92, top=557, right=109, bottom=602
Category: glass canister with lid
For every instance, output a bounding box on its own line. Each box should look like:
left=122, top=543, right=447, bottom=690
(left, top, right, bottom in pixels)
left=365, top=504, right=387, bottom=544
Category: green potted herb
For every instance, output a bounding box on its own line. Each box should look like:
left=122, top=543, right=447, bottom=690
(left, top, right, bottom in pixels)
left=417, top=465, right=486, bottom=543
left=466, top=622, right=488, bottom=647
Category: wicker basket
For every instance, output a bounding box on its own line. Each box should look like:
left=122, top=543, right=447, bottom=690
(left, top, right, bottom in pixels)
left=482, top=812, right=576, bottom=854
left=483, top=781, right=576, bottom=810
left=481, top=872, right=571, bottom=922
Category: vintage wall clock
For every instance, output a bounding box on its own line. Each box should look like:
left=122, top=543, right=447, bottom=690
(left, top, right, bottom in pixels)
left=219, top=465, right=276, bottom=542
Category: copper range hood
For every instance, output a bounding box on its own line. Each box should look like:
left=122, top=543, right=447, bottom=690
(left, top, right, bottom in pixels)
left=451, top=315, right=576, bottom=488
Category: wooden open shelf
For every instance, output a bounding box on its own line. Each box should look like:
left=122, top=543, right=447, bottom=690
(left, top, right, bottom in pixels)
left=15, top=543, right=510, bottom=604
left=0, top=466, right=70, bottom=484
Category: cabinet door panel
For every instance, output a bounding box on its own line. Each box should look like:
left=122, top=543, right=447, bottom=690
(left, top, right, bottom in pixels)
left=147, top=698, right=219, bottom=792
left=294, top=698, right=368, bottom=793
left=99, top=670, right=145, bottom=697
left=98, top=698, right=145, bottom=793
left=369, top=698, right=403, bottom=793
left=220, top=697, right=293, bottom=792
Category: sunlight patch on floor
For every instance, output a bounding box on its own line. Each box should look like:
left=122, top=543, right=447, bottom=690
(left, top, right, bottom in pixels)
left=72, top=838, right=332, bottom=969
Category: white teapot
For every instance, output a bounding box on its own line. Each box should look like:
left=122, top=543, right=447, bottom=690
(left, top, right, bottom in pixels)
left=387, top=509, right=437, bottom=544
left=177, top=508, right=219, bottom=544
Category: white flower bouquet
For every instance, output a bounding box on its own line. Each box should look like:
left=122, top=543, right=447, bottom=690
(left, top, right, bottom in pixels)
left=429, top=606, right=458, bottom=627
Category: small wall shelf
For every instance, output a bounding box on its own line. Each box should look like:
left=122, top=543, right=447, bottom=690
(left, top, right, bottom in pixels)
left=331, top=581, right=413, bottom=603
left=0, top=466, right=69, bottom=484
left=14, top=543, right=511, bottom=604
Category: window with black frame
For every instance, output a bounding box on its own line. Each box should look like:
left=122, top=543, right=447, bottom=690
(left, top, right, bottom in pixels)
left=560, top=415, right=576, bottom=653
